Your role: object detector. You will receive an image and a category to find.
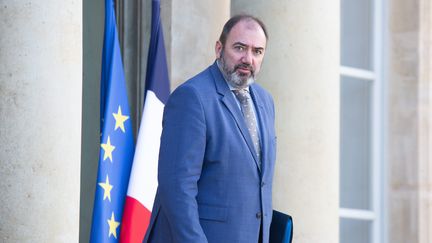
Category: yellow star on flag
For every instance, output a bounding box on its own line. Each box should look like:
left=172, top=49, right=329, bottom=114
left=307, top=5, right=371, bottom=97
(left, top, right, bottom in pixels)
left=98, top=175, right=113, bottom=201
left=112, top=106, right=129, bottom=133
left=107, top=212, right=120, bottom=239
left=101, top=136, right=115, bottom=162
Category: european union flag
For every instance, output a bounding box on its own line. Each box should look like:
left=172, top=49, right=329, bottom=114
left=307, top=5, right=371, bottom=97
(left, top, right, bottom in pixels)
left=90, top=0, right=135, bottom=242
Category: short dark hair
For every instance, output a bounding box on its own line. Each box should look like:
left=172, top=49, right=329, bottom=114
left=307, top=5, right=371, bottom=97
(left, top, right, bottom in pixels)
left=218, top=14, right=268, bottom=46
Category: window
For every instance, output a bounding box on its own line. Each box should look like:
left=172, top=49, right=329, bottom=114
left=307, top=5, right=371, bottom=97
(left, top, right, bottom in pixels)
left=339, top=0, right=385, bottom=242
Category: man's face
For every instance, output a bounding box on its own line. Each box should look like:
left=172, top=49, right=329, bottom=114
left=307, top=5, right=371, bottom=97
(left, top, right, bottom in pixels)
left=216, top=20, right=267, bottom=89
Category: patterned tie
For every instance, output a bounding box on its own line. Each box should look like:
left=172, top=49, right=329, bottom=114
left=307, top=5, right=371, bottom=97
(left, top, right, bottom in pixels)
left=233, top=89, right=261, bottom=167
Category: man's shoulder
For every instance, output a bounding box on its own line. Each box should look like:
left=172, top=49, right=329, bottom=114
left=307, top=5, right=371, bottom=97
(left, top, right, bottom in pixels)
left=185, top=65, right=215, bottom=87
left=168, top=64, right=217, bottom=101
left=176, top=64, right=217, bottom=92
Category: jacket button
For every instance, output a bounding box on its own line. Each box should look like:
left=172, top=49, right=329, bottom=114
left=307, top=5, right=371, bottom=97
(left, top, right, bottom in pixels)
left=261, top=182, right=265, bottom=187
left=256, top=212, right=262, bottom=219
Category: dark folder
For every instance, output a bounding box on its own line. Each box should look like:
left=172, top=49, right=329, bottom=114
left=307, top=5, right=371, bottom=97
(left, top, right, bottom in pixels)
left=269, top=210, right=293, bottom=243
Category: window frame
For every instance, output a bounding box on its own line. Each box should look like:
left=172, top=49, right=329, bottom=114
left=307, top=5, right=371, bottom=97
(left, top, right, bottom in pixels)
left=339, top=0, right=387, bottom=242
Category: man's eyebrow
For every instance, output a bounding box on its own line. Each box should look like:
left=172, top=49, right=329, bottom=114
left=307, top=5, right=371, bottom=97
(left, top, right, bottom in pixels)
left=232, top=42, right=265, bottom=50
left=233, top=42, right=247, bottom=46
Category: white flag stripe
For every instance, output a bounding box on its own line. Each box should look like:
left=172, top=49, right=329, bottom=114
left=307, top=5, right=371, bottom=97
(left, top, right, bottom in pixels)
left=127, top=91, right=164, bottom=210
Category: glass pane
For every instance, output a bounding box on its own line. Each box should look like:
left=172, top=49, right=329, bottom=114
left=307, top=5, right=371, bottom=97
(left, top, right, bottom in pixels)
left=341, top=0, right=373, bottom=70
left=340, top=218, right=371, bottom=243
left=340, top=76, right=372, bottom=210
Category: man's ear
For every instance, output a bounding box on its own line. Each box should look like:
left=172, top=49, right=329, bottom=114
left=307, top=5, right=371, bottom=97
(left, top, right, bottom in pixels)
left=215, top=41, right=222, bottom=59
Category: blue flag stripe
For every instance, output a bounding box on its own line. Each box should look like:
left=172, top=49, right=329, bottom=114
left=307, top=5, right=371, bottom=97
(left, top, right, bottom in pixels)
left=145, top=0, right=170, bottom=104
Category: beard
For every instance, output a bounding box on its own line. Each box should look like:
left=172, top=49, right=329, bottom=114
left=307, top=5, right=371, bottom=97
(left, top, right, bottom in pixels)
left=218, top=51, right=255, bottom=89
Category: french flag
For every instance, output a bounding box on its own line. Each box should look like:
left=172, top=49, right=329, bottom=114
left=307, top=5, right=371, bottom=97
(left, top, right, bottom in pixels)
left=120, top=0, right=170, bottom=242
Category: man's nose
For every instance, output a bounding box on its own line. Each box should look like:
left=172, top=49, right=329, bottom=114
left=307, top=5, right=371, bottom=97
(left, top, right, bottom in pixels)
left=241, top=50, right=253, bottom=64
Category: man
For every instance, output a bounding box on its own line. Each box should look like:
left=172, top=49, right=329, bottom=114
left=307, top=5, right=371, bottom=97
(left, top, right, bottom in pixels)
left=143, top=14, right=277, bottom=243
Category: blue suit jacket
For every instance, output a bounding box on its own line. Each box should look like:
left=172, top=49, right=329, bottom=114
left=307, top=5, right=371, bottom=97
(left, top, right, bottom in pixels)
left=143, top=62, right=277, bottom=243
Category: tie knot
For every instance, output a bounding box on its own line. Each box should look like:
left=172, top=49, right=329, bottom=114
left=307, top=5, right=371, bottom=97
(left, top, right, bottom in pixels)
left=232, top=89, right=249, bottom=104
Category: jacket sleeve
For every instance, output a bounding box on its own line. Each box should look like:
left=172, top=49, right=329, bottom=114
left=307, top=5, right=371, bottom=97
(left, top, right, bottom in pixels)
left=156, top=84, right=208, bottom=242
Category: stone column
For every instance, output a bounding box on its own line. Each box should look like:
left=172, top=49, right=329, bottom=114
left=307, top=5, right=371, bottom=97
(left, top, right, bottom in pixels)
left=0, top=1, right=82, bottom=242
left=163, top=0, right=230, bottom=89
left=231, top=1, right=340, bottom=242
left=388, top=0, right=419, bottom=242
left=388, top=0, right=432, bottom=242
left=418, top=1, right=432, bottom=242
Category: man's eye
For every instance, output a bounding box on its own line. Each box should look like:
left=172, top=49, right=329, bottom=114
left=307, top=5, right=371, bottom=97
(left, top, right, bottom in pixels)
left=235, top=46, right=245, bottom=51
left=254, top=49, right=263, bottom=55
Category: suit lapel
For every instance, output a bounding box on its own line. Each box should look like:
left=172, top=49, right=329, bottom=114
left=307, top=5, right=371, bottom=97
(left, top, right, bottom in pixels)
left=210, top=63, right=261, bottom=170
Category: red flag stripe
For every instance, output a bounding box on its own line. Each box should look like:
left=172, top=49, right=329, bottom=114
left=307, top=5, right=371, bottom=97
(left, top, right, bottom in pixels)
left=120, top=196, right=152, bottom=243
